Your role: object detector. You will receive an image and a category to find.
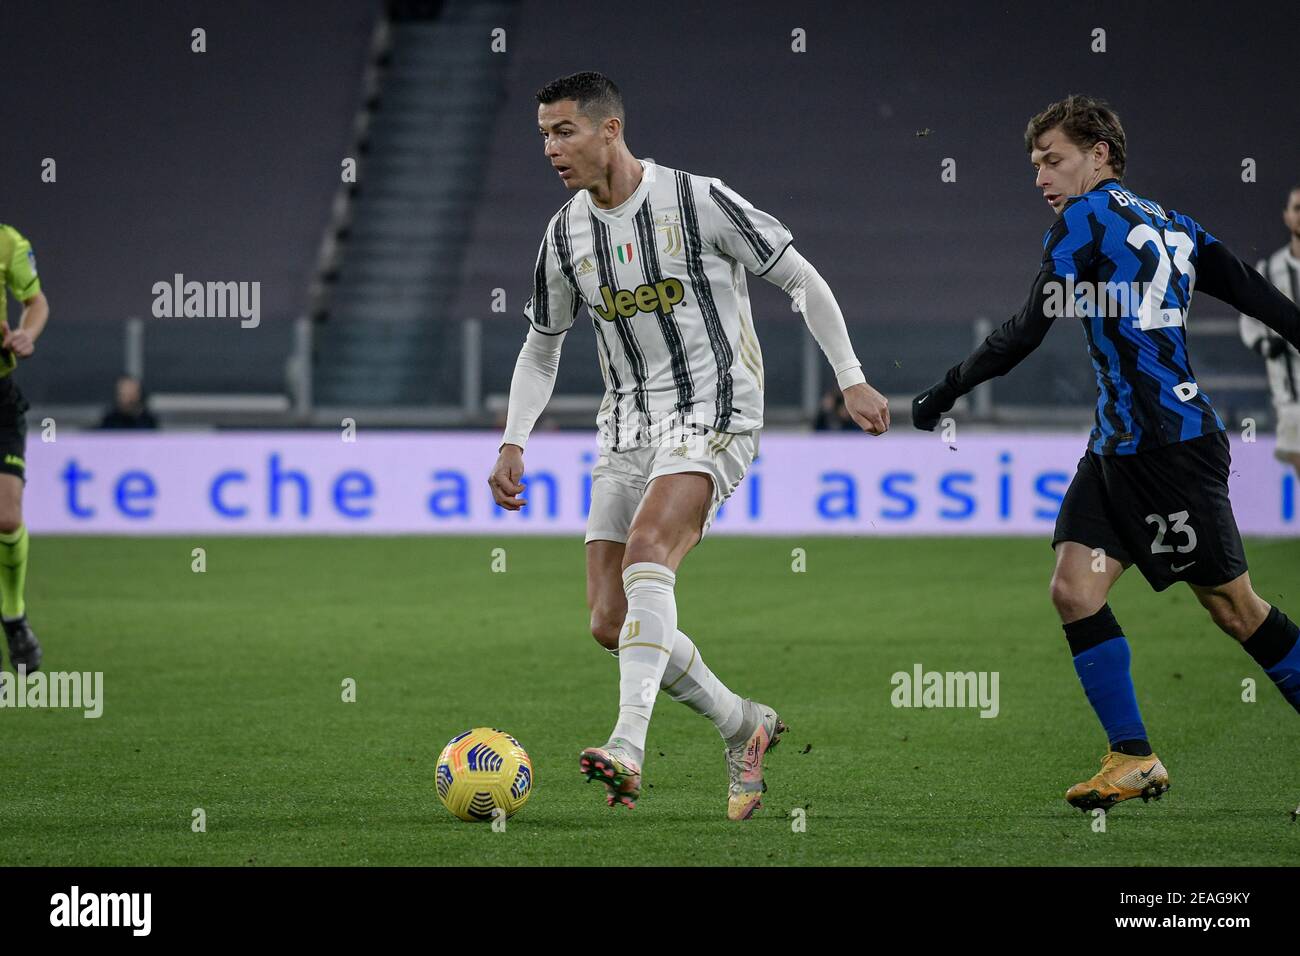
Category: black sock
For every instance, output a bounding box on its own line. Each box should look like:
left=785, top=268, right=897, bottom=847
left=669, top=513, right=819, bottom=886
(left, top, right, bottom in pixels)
left=1241, top=606, right=1300, bottom=712
left=1241, top=606, right=1298, bottom=669
left=1112, top=738, right=1153, bottom=757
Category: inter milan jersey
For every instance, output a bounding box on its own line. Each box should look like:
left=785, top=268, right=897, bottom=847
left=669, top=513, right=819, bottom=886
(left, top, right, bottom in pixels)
left=525, top=160, right=791, bottom=451
left=944, top=178, right=1300, bottom=458
left=1042, top=179, right=1224, bottom=455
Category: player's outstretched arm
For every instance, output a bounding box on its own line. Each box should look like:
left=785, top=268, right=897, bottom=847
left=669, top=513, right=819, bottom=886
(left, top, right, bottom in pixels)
left=912, top=270, right=1060, bottom=430
left=488, top=326, right=565, bottom=511
left=1201, top=241, right=1300, bottom=352
left=761, top=245, right=889, bottom=434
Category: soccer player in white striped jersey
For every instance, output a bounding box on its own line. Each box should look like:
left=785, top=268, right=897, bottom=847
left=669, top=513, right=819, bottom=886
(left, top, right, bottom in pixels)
left=1239, top=185, right=1300, bottom=479
left=487, top=71, right=889, bottom=820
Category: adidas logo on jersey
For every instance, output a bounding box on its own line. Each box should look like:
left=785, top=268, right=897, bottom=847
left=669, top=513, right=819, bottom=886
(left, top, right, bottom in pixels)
left=576, top=257, right=596, bottom=277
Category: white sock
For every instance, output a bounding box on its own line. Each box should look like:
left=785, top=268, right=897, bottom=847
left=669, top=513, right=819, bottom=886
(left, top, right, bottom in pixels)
left=610, top=563, right=678, bottom=761
left=661, top=629, right=749, bottom=742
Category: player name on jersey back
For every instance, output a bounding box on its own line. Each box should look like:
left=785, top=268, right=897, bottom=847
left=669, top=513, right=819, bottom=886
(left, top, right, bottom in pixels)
left=1108, top=187, right=1168, bottom=221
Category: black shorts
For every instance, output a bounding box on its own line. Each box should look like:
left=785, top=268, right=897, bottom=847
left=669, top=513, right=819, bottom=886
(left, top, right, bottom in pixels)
left=1052, top=430, right=1248, bottom=592
left=0, top=378, right=29, bottom=482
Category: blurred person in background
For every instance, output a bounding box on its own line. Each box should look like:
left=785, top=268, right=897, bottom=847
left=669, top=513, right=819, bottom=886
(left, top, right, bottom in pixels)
left=813, top=386, right=861, bottom=431
left=0, top=223, right=49, bottom=673
left=1239, top=185, right=1300, bottom=479
left=99, top=375, right=158, bottom=430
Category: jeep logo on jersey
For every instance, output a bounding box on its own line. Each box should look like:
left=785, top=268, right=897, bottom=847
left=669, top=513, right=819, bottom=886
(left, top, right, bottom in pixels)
left=594, top=278, right=686, bottom=321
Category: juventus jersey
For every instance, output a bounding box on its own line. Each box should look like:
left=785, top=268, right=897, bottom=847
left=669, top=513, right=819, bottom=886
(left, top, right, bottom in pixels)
left=525, top=160, right=792, bottom=451
left=1240, top=246, right=1300, bottom=406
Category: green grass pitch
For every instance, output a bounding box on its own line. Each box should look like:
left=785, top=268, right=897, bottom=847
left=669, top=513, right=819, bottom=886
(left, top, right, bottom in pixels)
left=3, top=535, right=1297, bottom=866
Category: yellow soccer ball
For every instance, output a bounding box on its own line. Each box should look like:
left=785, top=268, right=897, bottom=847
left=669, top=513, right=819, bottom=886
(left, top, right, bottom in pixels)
left=435, top=728, right=533, bottom=822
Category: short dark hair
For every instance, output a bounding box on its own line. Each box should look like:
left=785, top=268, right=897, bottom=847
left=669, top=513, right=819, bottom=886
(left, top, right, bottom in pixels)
left=1025, top=95, right=1127, bottom=178
left=536, top=71, right=624, bottom=125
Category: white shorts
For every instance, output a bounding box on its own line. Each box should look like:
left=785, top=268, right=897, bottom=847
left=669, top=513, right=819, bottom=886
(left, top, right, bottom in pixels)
left=584, top=427, right=759, bottom=544
left=1277, top=405, right=1300, bottom=456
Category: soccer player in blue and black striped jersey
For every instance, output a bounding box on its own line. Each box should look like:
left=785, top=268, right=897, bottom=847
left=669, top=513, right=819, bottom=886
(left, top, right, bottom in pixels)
left=912, top=95, right=1300, bottom=813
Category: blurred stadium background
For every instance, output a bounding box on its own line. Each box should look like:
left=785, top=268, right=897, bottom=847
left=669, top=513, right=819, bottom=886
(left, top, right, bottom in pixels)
left=7, top=0, right=1297, bottom=434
